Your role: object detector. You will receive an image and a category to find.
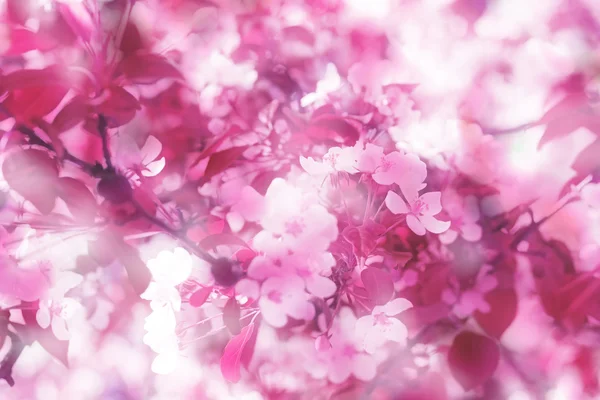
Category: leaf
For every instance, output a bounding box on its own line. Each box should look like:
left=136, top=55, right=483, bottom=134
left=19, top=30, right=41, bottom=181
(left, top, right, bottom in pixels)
left=572, top=138, right=600, bottom=178
left=220, top=322, right=255, bottom=383
left=57, top=177, right=97, bottom=223
left=361, top=267, right=394, bottom=306
left=3, top=84, right=69, bottom=122
left=53, top=96, right=89, bottom=133
left=474, top=288, right=518, bottom=339
left=223, top=298, right=241, bottom=335
left=538, top=92, right=600, bottom=148
left=116, top=241, right=152, bottom=296
left=448, top=331, right=500, bottom=391
left=95, top=86, right=141, bottom=128
left=189, top=287, right=212, bottom=308
left=3, top=149, right=59, bottom=214
left=199, top=233, right=249, bottom=251
left=201, top=146, right=249, bottom=183
left=3, top=27, right=56, bottom=56
left=120, top=53, right=183, bottom=85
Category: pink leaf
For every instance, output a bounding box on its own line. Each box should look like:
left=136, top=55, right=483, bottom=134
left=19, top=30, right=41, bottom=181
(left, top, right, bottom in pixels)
left=201, top=146, right=249, bottom=183
left=448, top=331, right=500, bottom=391
left=361, top=267, right=395, bottom=306
left=220, top=322, right=255, bottom=383
left=3, top=149, right=59, bottom=214
left=223, top=298, right=241, bottom=335
left=120, top=53, right=183, bottom=85
left=189, top=287, right=212, bottom=308
left=57, top=177, right=97, bottom=223
left=474, top=288, right=518, bottom=339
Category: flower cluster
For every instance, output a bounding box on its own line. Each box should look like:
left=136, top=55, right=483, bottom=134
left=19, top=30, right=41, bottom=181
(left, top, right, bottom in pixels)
left=1, top=0, right=600, bottom=399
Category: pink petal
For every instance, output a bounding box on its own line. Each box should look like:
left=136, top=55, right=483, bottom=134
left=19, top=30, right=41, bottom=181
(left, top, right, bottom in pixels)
left=141, top=135, right=163, bottom=164
left=142, top=157, right=166, bottom=177
left=306, top=275, right=337, bottom=297
left=353, top=354, right=377, bottom=381
left=439, top=228, right=459, bottom=244
left=51, top=317, right=70, bottom=341
left=419, top=214, right=451, bottom=234
left=259, top=298, right=287, bottom=327
left=419, top=191, right=443, bottom=215
left=36, top=306, right=51, bottom=329
left=382, top=298, right=413, bottom=316
left=385, top=319, right=409, bottom=346
left=461, top=223, right=482, bottom=242
left=385, top=191, right=409, bottom=214
left=406, top=214, right=426, bottom=236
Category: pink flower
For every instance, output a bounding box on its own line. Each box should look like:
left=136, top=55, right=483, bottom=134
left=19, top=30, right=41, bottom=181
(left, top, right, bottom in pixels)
left=260, top=178, right=338, bottom=253
left=310, top=308, right=377, bottom=384
left=355, top=298, right=413, bottom=354
left=439, top=191, right=482, bottom=244
left=114, top=134, right=166, bottom=178
left=442, top=265, right=498, bottom=318
left=300, top=146, right=358, bottom=177
left=385, top=190, right=450, bottom=236
left=258, top=275, right=316, bottom=328
left=372, top=151, right=426, bottom=186
left=36, top=271, right=83, bottom=340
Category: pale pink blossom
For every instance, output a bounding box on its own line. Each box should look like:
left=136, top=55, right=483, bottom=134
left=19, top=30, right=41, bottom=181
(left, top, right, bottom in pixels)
left=385, top=190, right=450, bottom=236
left=258, top=275, right=315, bottom=328
left=310, top=308, right=377, bottom=384
left=355, top=298, right=413, bottom=354
left=36, top=271, right=83, bottom=340
left=442, top=265, right=498, bottom=318
left=141, top=247, right=193, bottom=311
left=114, top=134, right=166, bottom=178
left=439, top=191, right=482, bottom=244
left=372, top=150, right=427, bottom=187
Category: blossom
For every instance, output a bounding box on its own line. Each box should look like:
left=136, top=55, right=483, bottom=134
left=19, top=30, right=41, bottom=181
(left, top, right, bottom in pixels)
left=310, top=308, right=377, bottom=383
left=259, top=178, right=338, bottom=253
left=385, top=190, right=450, bottom=236
left=300, top=146, right=358, bottom=178
left=439, top=191, right=482, bottom=244
left=442, top=265, right=498, bottom=318
left=258, top=275, right=315, bottom=328
left=372, top=151, right=426, bottom=186
left=141, top=247, right=192, bottom=311
left=36, top=271, right=83, bottom=340
left=113, top=134, right=166, bottom=178
left=355, top=298, right=413, bottom=354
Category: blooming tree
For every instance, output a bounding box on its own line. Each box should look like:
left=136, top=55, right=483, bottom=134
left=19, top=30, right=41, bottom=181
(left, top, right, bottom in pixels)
left=0, top=0, right=599, bottom=399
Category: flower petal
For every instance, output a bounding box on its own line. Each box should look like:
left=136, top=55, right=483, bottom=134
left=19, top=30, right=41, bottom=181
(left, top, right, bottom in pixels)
left=385, top=191, right=409, bottom=214
left=406, top=214, right=426, bottom=236
left=420, top=214, right=450, bottom=234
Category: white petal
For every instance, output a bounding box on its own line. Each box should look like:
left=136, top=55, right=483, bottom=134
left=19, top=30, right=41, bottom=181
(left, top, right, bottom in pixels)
left=36, top=306, right=51, bottom=329
left=141, top=135, right=163, bottom=164
left=151, top=351, right=179, bottom=375
left=51, top=317, right=70, bottom=341
left=142, top=157, right=166, bottom=177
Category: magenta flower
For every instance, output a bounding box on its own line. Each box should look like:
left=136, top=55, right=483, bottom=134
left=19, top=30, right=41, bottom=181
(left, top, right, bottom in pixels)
left=439, top=191, right=482, bottom=244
